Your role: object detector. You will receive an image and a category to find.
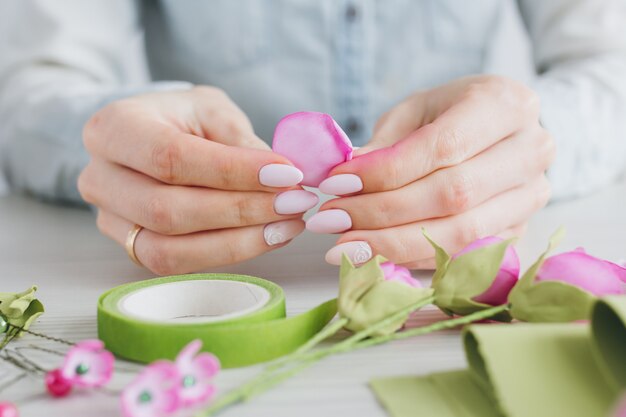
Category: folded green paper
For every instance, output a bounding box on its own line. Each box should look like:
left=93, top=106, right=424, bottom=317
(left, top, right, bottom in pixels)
left=371, top=296, right=626, bottom=417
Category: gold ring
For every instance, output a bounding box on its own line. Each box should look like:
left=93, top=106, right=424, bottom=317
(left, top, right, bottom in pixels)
left=125, top=224, right=144, bottom=267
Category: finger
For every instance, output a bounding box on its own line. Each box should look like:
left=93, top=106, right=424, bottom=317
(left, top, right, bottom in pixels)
left=401, top=223, right=529, bottom=270
left=79, top=160, right=315, bottom=235
left=329, top=78, right=540, bottom=193
left=189, top=86, right=271, bottom=151
left=97, top=210, right=305, bottom=275
left=324, top=175, right=550, bottom=265
left=358, top=94, right=429, bottom=154
left=315, top=126, right=553, bottom=230
left=84, top=107, right=302, bottom=191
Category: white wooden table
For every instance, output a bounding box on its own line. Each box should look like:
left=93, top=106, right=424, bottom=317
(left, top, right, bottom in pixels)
left=1, top=181, right=625, bottom=417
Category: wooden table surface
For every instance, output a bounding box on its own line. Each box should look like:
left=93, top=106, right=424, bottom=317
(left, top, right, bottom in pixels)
left=1, top=180, right=625, bottom=417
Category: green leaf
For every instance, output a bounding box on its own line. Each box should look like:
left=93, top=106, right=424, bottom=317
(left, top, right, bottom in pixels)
left=422, top=229, right=451, bottom=288
left=343, top=280, right=434, bottom=336
left=432, top=239, right=515, bottom=321
left=508, top=226, right=571, bottom=321
left=0, top=286, right=39, bottom=319
left=338, top=255, right=433, bottom=335
left=509, top=280, right=595, bottom=322
left=510, top=226, right=565, bottom=296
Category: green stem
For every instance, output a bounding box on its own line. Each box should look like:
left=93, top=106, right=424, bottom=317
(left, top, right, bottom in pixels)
left=196, top=295, right=435, bottom=416
left=266, top=317, right=349, bottom=372
left=354, top=303, right=508, bottom=350
left=295, top=303, right=509, bottom=362
left=297, top=295, right=436, bottom=363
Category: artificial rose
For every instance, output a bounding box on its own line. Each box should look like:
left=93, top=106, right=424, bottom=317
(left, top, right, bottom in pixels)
left=453, top=236, right=520, bottom=305
left=424, top=231, right=518, bottom=321
left=338, top=255, right=433, bottom=336
left=272, top=111, right=353, bottom=187
left=510, top=228, right=626, bottom=322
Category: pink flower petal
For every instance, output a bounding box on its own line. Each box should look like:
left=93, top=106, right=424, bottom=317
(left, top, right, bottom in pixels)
left=380, top=261, right=422, bottom=288
left=454, top=236, right=521, bottom=306
left=537, top=250, right=626, bottom=296
left=174, top=340, right=220, bottom=407
left=60, top=339, right=114, bottom=388
left=273, top=112, right=353, bottom=187
left=121, top=362, right=180, bottom=417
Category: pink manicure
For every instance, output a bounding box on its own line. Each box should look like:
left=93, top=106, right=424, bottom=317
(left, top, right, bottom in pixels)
left=274, top=190, right=319, bottom=215
left=319, top=174, right=363, bottom=195
left=263, top=220, right=304, bottom=246
left=259, top=164, right=304, bottom=187
left=325, top=241, right=373, bottom=265
left=305, top=209, right=352, bottom=234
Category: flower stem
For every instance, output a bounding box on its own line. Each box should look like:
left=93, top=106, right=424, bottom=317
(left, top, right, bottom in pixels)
left=266, top=317, right=349, bottom=372
left=197, top=295, right=436, bottom=416
left=353, top=303, right=509, bottom=350
left=295, top=303, right=510, bottom=362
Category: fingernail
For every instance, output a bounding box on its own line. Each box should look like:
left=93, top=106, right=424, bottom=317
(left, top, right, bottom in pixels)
left=306, top=209, right=352, bottom=234
left=274, top=190, right=319, bottom=215
left=259, top=164, right=304, bottom=187
left=319, top=174, right=363, bottom=195
left=325, top=241, right=373, bottom=265
left=264, top=219, right=304, bottom=246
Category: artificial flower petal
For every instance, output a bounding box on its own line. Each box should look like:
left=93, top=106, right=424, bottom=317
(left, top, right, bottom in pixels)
left=175, top=340, right=220, bottom=406
left=536, top=249, right=626, bottom=296
left=0, top=286, right=44, bottom=347
left=380, top=262, right=422, bottom=288
left=60, top=339, right=114, bottom=388
left=509, top=227, right=599, bottom=322
left=121, top=361, right=181, bottom=417
left=453, top=236, right=520, bottom=306
left=424, top=230, right=517, bottom=320
left=272, top=112, right=353, bottom=187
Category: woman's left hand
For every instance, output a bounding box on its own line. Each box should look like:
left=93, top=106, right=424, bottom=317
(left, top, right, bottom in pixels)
left=307, top=75, right=556, bottom=268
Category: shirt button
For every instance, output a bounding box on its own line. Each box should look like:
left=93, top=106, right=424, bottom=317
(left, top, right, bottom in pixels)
left=345, top=117, right=361, bottom=134
left=345, top=4, right=358, bottom=22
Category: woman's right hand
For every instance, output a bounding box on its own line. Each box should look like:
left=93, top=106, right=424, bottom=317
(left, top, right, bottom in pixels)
left=78, top=87, right=318, bottom=275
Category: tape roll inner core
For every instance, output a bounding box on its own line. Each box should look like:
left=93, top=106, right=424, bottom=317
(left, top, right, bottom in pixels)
left=117, top=280, right=271, bottom=323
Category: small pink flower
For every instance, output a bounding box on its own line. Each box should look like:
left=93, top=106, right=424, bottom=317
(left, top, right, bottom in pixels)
left=175, top=340, right=220, bottom=407
left=453, top=236, right=520, bottom=305
left=60, top=339, right=114, bottom=388
left=121, top=361, right=181, bottom=417
left=380, top=262, right=422, bottom=288
left=536, top=248, right=626, bottom=296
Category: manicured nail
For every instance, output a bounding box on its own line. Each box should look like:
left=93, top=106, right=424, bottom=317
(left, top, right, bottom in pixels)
left=264, top=219, right=304, bottom=246
left=325, top=241, right=373, bottom=265
left=274, top=190, right=319, bottom=215
left=306, top=209, right=352, bottom=234
left=259, top=164, right=304, bottom=187
left=319, top=174, right=363, bottom=195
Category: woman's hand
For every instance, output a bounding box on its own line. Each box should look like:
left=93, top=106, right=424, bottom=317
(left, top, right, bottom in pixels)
left=308, top=75, right=555, bottom=268
left=79, top=87, right=318, bottom=274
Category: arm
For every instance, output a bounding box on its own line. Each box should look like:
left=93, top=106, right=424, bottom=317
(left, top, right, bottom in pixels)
left=0, top=0, right=189, bottom=203
left=518, top=0, right=626, bottom=199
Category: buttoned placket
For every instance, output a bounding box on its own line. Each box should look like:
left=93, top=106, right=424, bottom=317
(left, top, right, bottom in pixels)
left=335, top=0, right=368, bottom=145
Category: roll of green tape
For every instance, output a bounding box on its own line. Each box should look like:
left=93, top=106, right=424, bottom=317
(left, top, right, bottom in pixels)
left=98, top=273, right=337, bottom=368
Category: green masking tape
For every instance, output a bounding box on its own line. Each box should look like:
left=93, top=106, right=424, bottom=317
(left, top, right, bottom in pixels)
left=98, top=273, right=337, bottom=368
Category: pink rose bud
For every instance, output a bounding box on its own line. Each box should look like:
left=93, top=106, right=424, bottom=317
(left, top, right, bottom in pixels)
left=453, top=236, right=520, bottom=305
left=273, top=112, right=353, bottom=187
left=380, top=261, right=422, bottom=288
left=536, top=248, right=626, bottom=296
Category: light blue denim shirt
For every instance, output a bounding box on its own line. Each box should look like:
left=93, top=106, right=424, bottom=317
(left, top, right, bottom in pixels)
left=0, top=0, right=625, bottom=203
